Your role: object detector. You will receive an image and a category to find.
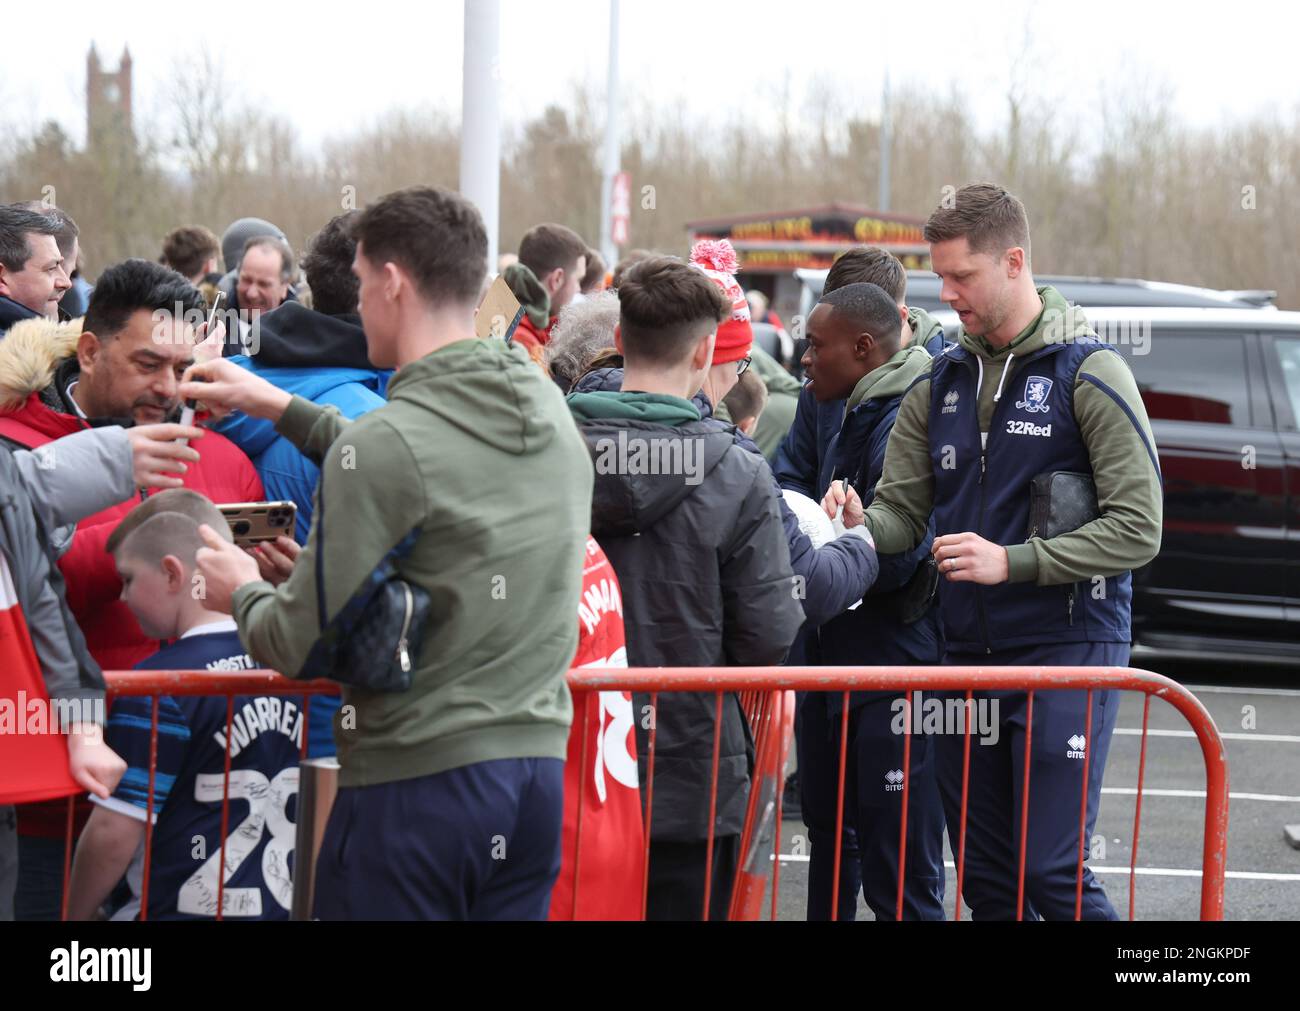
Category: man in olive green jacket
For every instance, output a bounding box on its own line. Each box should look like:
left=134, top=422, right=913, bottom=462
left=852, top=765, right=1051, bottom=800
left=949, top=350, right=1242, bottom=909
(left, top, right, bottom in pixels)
left=185, top=187, right=594, bottom=921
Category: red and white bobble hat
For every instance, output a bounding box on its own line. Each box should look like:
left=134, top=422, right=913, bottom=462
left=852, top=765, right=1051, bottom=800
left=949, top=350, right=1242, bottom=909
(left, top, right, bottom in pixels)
left=689, top=238, right=753, bottom=365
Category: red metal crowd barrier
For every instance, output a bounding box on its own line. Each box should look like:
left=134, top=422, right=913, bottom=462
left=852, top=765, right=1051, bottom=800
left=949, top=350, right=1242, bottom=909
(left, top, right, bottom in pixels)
left=566, top=666, right=1230, bottom=922
left=64, top=664, right=1226, bottom=921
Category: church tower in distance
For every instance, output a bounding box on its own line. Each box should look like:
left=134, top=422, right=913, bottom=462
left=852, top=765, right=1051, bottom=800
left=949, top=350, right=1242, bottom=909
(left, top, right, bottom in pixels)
left=86, top=43, right=133, bottom=146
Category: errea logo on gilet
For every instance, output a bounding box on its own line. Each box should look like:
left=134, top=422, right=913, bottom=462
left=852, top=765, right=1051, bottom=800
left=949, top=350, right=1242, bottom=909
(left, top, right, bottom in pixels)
left=1067, top=735, right=1087, bottom=759
left=942, top=390, right=959, bottom=415
left=884, top=769, right=905, bottom=792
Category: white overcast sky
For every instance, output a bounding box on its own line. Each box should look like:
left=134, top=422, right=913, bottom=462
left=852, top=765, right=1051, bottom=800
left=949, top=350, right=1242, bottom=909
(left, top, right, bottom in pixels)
left=2, top=0, right=1296, bottom=153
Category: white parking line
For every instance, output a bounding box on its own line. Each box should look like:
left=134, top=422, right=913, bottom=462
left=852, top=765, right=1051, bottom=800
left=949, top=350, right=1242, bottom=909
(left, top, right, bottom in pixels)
left=1186, top=685, right=1300, bottom=698
left=1114, top=728, right=1300, bottom=743
left=1090, top=866, right=1300, bottom=883
left=772, top=854, right=1300, bottom=881
left=1102, top=786, right=1300, bottom=804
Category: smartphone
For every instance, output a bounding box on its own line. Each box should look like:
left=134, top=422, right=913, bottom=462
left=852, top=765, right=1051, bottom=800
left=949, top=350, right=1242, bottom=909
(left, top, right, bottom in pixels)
left=218, top=501, right=298, bottom=547
left=178, top=291, right=226, bottom=438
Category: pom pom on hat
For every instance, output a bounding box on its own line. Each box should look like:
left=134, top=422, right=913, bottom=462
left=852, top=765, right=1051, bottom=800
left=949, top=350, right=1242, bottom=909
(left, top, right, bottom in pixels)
left=688, top=237, right=752, bottom=366
left=690, top=238, right=740, bottom=275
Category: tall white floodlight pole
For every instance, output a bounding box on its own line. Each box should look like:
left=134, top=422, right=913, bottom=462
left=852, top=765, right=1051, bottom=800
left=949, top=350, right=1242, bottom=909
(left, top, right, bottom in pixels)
left=599, top=0, right=622, bottom=269
left=461, top=0, right=501, bottom=271
left=878, top=66, right=892, bottom=212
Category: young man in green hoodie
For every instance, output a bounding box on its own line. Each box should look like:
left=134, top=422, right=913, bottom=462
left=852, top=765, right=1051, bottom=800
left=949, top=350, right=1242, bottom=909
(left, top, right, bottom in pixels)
left=829, top=184, right=1163, bottom=920
left=182, top=186, right=595, bottom=921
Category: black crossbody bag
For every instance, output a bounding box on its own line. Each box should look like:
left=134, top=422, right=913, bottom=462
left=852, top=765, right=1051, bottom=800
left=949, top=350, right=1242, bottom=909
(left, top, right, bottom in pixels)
left=296, top=464, right=432, bottom=693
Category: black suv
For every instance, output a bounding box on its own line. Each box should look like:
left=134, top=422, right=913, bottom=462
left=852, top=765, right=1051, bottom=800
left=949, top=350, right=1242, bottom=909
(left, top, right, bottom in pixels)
left=795, top=268, right=1277, bottom=317
left=1081, top=307, right=1300, bottom=664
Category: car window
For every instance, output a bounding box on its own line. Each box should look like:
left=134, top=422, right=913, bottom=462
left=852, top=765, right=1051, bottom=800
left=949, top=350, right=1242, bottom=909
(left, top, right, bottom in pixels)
left=1273, top=338, right=1300, bottom=426
left=1125, top=330, right=1250, bottom=426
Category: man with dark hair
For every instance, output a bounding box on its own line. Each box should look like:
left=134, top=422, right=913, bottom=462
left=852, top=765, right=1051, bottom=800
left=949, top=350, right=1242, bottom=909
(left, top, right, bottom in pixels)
left=0, top=258, right=262, bottom=667
left=566, top=255, right=806, bottom=920
left=0, top=205, right=70, bottom=335
left=789, top=282, right=947, bottom=920
left=504, top=223, right=589, bottom=352
left=579, top=248, right=607, bottom=296
left=182, top=185, right=595, bottom=921
left=161, top=226, right=222, bottom=285
left=18, top=204, right=79, bottom=266
left=832, top=182, right=1163, bottom=920
left=26, top=205, right=91, bottom=320
left=611, top=248, right=652, bottom=290
left=0, top=258, right=262, bottom=919
left=299, top=214, right=359, bottom=318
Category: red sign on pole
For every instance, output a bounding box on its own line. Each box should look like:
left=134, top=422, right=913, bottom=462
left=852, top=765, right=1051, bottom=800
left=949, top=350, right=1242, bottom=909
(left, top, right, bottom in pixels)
left=611, top=172, right=631, bottom=247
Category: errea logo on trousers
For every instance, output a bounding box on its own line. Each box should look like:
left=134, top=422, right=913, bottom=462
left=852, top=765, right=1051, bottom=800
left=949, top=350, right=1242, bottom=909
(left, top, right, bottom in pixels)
left=884, top=769, right=905, bottom=792
left=1067, top=735, right=1088, bottom=759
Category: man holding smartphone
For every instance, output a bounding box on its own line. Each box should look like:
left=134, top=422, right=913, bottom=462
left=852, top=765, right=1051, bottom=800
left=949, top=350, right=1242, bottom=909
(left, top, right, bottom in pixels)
left=183, top=186, right=594, bottom=921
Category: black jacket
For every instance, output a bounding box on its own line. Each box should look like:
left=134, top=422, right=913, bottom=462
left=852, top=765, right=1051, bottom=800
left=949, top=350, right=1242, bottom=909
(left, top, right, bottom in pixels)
left=0, top=295, right=41, bottom=339
left=572, top=407, right=804, bottom=842
left=571, top=368, right=878, bottom=630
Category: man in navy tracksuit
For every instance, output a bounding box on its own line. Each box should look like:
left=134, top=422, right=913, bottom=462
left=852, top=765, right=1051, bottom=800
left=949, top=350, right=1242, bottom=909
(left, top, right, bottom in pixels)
left=774, top=248, right=947, bottom=920
left=795, top=283, right=946, bottom=920
left=836, top=186, right=1163, bottom=919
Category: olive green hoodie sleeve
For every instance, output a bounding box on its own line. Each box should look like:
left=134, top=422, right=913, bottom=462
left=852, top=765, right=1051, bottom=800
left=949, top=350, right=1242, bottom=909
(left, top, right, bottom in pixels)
left=863, top=351, right=1164, bottom=586
left=229, top=406, right=428, bottom=678
left=862, top=374, right=935, bottom=554
left=1003, top=352, right=1163, bottom=585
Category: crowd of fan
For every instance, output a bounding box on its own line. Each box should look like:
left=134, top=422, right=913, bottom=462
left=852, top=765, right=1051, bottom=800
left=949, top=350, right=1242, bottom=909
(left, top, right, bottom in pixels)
left=0, top=179, right=1161, bottom=922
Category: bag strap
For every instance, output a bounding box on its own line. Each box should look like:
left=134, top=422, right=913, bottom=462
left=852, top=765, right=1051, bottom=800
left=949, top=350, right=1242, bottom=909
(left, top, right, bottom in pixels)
left=310, top=456, right=422, bottom=634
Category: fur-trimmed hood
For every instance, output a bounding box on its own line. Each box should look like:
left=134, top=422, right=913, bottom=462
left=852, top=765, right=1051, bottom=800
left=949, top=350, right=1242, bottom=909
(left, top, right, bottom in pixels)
left=0, top=316, right=82, bottom=413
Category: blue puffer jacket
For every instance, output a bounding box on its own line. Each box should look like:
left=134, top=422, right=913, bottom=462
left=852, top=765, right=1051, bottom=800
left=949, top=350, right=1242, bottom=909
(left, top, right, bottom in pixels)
left=216, top=305, right=390, bottom=543
left=571, top=368, right=878, bottom=630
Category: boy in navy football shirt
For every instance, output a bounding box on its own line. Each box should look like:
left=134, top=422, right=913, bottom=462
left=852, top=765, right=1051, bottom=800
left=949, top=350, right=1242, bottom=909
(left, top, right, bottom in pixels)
left=67, top=490, right=305, bottom=920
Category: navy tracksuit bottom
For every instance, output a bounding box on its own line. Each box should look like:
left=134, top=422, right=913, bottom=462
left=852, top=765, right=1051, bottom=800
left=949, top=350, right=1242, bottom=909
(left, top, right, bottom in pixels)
left=799, top=691, right=947, bottom=921
left=313, top=757, right=564, bottom=921
left=936, top=641, right=1125, bottom=921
